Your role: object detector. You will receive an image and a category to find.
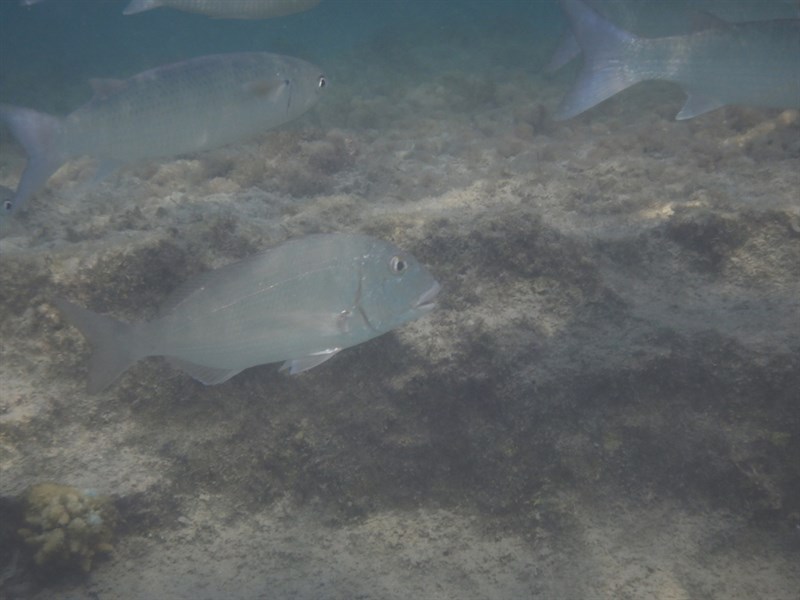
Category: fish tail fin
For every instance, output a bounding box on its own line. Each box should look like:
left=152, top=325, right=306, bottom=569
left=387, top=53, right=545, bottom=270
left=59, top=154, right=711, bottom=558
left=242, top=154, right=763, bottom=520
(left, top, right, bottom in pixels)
left=122, top=0, right=162, bottom=15
left=0, top=105, right=64, bottom=215
left=545, top=31, right=580, bottom=73
left=555, top=0, right=643, bottom=120
left=54, top=299, right=140, bottom=393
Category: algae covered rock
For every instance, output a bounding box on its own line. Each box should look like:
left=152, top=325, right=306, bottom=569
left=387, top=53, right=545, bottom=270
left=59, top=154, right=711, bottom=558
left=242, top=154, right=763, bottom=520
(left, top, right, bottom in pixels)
left=18, top=483, right=116, bottom=573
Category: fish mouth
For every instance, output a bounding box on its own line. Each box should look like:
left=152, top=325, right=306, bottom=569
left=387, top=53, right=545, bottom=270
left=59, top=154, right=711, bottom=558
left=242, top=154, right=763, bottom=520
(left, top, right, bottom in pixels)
left=414, top=281, right=441, bottom=311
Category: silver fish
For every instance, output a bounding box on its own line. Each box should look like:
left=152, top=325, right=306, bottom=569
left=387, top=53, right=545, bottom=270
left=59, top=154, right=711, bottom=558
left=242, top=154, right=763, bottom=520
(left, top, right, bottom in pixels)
left=547, top=0, right=800, bottom=72
left=55, top=234, right=440, bottom=393
left=555, top=0, right=800, bottom=120
left=123, top=0, right=321, bottom=19
left=0, top=52, right=327, bottom=217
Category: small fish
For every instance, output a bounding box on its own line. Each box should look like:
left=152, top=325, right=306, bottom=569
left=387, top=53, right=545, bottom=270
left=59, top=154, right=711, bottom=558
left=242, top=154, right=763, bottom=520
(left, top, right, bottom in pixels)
left=555, top=0, right=800, bottom=120
left=123, top=0, right=321, bottom=19
left=55, top=234, right=440, bottom=393
left=0, top=52, right=327, bottom=217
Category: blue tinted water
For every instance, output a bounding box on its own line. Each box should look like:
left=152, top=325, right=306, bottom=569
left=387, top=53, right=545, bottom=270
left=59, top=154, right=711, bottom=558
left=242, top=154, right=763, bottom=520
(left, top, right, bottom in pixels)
left=0, top=1, right=798, bottom=599
left=0, top=0, right=564, bottom=109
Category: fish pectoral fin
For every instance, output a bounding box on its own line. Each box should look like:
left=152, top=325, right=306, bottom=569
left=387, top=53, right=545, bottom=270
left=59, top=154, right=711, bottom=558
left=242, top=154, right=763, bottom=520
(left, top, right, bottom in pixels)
left=89, top=78, right=129, bottom=100
left=280, top=348, right=341, bottom=375
left=167, top=357, right=242, bottom=386
left=676, top=92, right=725, bottom=120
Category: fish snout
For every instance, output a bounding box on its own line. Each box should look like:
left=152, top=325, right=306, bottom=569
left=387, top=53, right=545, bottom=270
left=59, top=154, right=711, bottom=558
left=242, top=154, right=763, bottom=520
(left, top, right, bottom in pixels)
left=414, top=281, right=441, bottom=311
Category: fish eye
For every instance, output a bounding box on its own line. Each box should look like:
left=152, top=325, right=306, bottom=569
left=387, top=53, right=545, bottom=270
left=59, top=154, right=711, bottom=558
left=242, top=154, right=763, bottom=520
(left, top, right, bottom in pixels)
left=318, top=75, right=327, bottom=89
left=2, top=200, right=11, bottom=212
left=389, top=255, right=407, bottom=274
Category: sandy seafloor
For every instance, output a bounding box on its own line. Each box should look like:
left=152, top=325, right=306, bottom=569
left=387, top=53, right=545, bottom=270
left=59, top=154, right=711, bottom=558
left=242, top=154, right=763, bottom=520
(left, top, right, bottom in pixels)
left=1, top=2, right=799, bottom=599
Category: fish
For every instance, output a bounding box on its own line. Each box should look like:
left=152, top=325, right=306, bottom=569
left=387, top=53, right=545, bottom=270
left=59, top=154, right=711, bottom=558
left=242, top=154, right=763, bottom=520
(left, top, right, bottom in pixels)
left=55, top=233, right=441, bottom=393
left=122, top=0, right=321, bottom=19
left=0, top=52, right=327, bottom=218
left=555, top=0, right=800, bottom=120
left=546, top=0, right=800, bottom=72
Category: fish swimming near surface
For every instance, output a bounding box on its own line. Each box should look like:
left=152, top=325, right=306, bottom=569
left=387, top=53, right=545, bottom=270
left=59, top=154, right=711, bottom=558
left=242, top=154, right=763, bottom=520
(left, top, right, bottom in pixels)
left=555, top=0, right=800, bottom=120
left=0, top=52, right=327, bottom=218
left=55, top=234, right=441, bottom=393
left=122, top=0, right=321, bottom=19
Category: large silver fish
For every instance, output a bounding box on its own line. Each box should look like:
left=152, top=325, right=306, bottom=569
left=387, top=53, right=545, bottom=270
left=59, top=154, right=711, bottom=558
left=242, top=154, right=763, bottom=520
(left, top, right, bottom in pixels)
left=55, top=234, right=440, bottom=393
left=123, top=0, right=321, bottom=19
left=547, top=0, right=800, bottom=72
left=555, top=0, right=800, bottom=120
left=0, top=52, right=326, bottom=217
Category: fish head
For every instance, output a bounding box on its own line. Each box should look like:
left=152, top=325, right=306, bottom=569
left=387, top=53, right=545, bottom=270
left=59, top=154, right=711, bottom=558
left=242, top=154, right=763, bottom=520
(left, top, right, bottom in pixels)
left=356, top=239, right=440, bottom=334
left=276, top=57, right=328, bottom=119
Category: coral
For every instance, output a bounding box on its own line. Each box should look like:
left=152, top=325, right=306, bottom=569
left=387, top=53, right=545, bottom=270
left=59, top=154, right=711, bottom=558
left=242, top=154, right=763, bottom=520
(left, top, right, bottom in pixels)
left=18, top=483, right=116, bottom=573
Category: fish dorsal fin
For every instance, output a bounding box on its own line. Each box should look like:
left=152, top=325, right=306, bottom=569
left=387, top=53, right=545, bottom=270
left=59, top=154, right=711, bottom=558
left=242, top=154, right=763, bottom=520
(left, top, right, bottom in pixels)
left=166, top=357, right=242, bottom=386
left=158, top=235, right=343, bottom=317
left=157, top=247, right=279, bottom=317
left=242, top=79, right=287, bottom=98
left=89, top=78, right=129, bottom=99
left=689, top=11, right=731, bottom=32
left=280, top=348, right=340, bottom=375
left=158, top=270, right=219, bottom=316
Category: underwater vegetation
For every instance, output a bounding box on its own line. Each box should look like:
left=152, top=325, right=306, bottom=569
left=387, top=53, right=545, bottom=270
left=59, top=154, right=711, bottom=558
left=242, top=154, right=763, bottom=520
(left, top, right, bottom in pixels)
left=17, top=483, right=116, bottom=574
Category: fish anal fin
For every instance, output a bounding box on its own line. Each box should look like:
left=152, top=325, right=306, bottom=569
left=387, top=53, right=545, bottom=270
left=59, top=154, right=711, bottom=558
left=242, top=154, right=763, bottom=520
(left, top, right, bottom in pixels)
left=167, top=357, right=241, bottom=386
left=676, top=92, right=724, bottom=120
left=280, top=348, right=341, bottom=375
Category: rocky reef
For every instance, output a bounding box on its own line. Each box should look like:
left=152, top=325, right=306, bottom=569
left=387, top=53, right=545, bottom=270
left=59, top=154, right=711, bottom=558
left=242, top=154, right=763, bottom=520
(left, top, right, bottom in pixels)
left=0, top=5, right=798, bottom=599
